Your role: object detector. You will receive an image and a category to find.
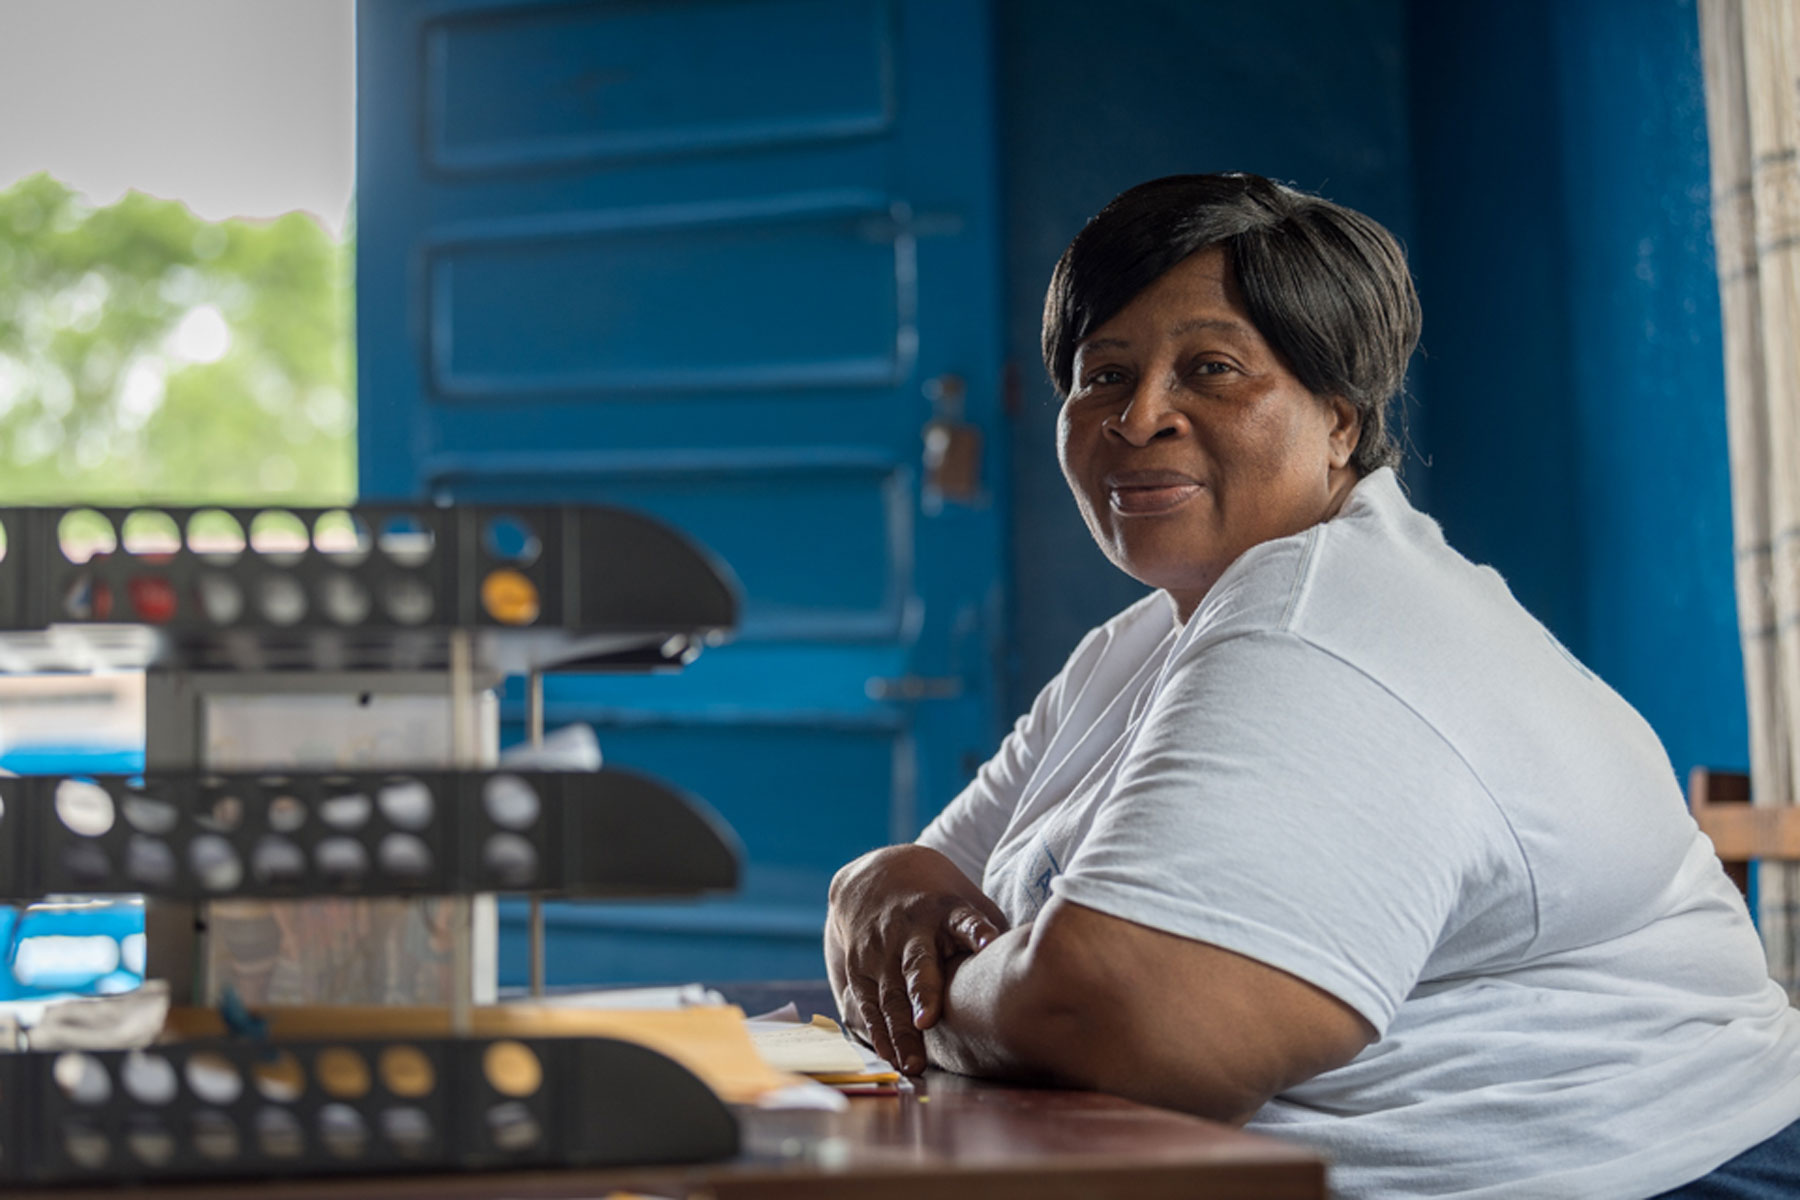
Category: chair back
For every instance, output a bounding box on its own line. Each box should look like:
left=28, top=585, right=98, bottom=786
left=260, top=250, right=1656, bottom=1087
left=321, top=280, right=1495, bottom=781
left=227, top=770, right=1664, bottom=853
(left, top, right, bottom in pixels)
left=1687, top=766, right=1800, bottom=896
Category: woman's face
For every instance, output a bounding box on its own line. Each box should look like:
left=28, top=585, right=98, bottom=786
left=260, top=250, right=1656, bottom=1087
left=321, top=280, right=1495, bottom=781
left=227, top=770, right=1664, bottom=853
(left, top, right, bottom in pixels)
left=1058, top=246, right=1362, bottom=621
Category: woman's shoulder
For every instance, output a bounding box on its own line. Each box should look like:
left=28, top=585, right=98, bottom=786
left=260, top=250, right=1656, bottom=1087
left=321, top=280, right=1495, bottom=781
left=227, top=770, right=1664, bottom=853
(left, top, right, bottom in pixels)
left=1183, top=468, right=1497, bottom=660
left=1293, top=468, right=1533, bottom=649
left=1038, top=592, right=1174, bottom=695
left=1068, top=591, right=1179, bottom=674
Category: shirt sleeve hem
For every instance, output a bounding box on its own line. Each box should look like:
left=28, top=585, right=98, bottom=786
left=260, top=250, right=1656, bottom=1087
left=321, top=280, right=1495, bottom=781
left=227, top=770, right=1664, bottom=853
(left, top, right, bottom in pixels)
left=1051, top=874, right=1400, bottom=1033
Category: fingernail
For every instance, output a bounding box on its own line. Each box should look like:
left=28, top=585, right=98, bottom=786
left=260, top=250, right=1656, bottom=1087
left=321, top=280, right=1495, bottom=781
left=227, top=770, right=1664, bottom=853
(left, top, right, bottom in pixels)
left=905, top=1054, right=924, bottom=1074
left=912, top=1001, right=926, bottom=1022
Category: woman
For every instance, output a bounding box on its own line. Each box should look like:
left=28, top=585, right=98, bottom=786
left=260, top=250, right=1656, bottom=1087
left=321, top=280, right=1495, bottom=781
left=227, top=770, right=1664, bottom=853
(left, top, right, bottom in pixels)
left=824, top=174, right=1800, bottom=1199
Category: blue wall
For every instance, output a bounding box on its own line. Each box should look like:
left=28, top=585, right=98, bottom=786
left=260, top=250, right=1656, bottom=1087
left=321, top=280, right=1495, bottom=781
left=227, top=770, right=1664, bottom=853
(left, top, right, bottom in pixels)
left=997, top=0, right=1745, bottom=781
left=1553, top=0, right=1743, bottom=780
left=1408, top=0, right=1744, bottom=779
left=1407, top=0, right=1584, bottom=644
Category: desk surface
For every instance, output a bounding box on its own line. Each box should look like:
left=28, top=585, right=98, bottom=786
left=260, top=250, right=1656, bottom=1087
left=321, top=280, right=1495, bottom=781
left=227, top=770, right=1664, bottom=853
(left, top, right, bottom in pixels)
left=17, top=1070, right=1326, bottom=1200
left=12, top=982, right=1328, bottom=1200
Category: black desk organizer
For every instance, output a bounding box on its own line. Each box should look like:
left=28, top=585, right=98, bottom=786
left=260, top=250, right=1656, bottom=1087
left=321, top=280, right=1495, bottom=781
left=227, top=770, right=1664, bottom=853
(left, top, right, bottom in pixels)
left=0, top=503, right=738, bottom=673
left=0, top=768, right=741, bottom=903
left=0, top=503, right=750, bottom=1185
left=0, top=1034, right=739, bottom=1184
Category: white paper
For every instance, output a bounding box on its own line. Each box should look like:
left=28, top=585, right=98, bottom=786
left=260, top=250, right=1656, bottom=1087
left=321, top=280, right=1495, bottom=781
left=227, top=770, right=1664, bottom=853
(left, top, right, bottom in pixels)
left=497, top=722, right=602, bottom=771
left=4, top=979, right=170, bottom=1052
left=528, top=983, right=727, bottom=1010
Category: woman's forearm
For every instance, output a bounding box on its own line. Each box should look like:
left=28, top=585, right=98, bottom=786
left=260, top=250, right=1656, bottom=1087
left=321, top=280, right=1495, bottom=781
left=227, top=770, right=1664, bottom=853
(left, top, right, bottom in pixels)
left=923, top=898, right=1374, bottom=1124
left=923, top=921, right=1075, bottom=1082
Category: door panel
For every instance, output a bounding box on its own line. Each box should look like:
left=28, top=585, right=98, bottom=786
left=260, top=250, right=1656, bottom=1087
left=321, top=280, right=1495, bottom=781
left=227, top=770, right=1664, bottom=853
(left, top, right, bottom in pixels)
left=426, top=0, right=894, bottom=172
left=430, top=203, right=908, bottom=397
left=358, top=0, right=1006, bottom=985
left=579, top=724, right=905, bottom=872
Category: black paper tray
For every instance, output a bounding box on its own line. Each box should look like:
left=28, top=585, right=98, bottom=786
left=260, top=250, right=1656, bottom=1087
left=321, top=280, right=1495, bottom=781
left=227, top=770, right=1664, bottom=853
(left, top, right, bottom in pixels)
left=0, top=768, right=740, bottom=903
left=0, top=504, right=739, bottom=674
left=0, top=1033, right=739, bottom=1185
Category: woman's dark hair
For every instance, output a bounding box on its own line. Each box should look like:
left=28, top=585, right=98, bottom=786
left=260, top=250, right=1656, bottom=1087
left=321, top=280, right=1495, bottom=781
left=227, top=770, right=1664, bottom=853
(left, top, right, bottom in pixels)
left=1042, top=173, right=1421, bottom=476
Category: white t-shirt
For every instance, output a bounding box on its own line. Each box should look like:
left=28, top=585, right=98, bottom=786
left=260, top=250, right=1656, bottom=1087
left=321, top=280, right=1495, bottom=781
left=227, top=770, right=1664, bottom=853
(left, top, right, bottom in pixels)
left=918, top=468, right=1800, bottom=1200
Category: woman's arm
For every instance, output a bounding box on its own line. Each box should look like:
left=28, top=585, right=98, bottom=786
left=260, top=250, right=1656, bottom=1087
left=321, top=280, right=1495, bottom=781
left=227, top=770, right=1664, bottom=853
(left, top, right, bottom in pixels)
left=925, top=894, right=1375, bottom=1125
left=825, top=843, right=1011, bottom=1074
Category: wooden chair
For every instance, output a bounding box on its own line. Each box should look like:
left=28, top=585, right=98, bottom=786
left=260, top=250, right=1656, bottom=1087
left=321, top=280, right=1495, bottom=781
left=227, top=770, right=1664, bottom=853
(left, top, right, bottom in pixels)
left=1687, top=766, right=1800, bottom=896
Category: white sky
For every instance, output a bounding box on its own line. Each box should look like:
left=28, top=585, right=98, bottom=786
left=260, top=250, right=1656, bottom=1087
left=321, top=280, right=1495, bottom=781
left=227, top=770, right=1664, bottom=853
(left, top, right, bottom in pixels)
left=0, top=0, right=355, bottom=235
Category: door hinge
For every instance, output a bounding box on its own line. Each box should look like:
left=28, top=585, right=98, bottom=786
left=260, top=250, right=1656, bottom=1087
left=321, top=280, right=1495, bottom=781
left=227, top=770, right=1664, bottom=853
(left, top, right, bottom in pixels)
left=865, top=676, right=963, bottom=701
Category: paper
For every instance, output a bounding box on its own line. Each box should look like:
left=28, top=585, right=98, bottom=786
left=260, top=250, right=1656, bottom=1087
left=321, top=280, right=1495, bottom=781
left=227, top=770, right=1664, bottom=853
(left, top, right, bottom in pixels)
left=754, top=1079, right=851, bottom=1112
left=746, top=1018, right=870, bottom=1075
left=531, top=983, right=726, bottom=1010
left=0, top=980, right=170, bottom=1052
left=497, top=721, right=602, bottom=771
left=745, top=1006, right=899, bottom=1085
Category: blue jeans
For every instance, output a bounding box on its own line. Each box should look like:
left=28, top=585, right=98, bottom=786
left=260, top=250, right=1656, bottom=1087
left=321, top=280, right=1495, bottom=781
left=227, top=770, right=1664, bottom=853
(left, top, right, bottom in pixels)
left=1652, top=1116, right=1800, bottom=1198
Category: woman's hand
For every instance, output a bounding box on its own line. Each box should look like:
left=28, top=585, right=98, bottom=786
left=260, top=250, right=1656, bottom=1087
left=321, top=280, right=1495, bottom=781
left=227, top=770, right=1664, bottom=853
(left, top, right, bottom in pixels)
left=825, top=844, right=1009, bottom=1074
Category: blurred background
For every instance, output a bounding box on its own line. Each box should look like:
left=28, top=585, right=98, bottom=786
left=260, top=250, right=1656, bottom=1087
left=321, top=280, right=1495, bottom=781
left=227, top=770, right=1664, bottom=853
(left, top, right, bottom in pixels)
left=0, top=0, right=1739, bottom=993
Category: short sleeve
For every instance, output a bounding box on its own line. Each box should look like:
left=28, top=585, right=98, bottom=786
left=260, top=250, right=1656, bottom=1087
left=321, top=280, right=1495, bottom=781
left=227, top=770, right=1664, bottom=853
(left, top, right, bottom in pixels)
left=917, top=662, right=1070, bottom=884
left=916, top=618, right=1126, bottom=884
left=1051, top=631, right=1512, bottom=1033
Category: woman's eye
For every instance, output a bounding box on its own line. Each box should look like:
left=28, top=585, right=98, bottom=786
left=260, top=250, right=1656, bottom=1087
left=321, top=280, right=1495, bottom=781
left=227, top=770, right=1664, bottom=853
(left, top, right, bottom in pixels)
left=1191, top=360, right=1234, bottom=377
left=1083, top=368, right=1127, bottom=388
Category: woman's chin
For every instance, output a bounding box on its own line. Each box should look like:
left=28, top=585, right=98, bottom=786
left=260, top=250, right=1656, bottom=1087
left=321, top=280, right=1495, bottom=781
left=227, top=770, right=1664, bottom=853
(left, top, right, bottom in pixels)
left=1111, top=556, right=1221, bottom=604
left=1107, top=536, right=1224, bottom=588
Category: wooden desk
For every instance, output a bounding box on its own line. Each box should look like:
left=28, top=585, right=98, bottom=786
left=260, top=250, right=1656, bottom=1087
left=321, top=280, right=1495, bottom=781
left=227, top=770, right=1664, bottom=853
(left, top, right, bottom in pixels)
left=15, top=1070, right=1326, bottom=1200
left=12, top=983, right=1328, bottom=1199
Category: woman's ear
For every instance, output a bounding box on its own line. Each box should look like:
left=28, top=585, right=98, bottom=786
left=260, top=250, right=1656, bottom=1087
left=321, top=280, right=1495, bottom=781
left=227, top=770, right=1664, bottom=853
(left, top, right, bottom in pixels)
left=1325, top=396, right=1360, bottom=470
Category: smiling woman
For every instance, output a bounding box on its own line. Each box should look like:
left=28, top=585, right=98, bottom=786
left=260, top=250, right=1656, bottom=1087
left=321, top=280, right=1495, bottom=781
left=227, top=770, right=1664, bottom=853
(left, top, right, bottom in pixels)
left=825, top=174, right=1800, bottom=1200
left=1056, top=247, right=1361, bottom=621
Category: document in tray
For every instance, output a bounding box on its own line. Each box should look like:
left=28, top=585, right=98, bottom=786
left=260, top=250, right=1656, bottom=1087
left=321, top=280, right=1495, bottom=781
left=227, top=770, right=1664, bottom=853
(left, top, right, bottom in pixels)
left=746, top=1010, right=899, bottom=1084
left=529, top=983, right=727, bottom=1010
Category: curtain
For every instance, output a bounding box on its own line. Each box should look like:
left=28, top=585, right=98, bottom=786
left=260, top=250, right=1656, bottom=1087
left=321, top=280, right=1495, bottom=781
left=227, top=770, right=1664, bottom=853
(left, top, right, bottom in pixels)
left=1701, top=0, right=1800, bottom=998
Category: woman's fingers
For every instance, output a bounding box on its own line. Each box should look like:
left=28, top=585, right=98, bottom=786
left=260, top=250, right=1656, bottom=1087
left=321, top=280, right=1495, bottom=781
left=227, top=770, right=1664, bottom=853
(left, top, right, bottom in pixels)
left=857, top=991, right=898, bottom=1067
left=824, top=843, right=1008, bottom=1076
left=945, top=904, right=1003, bottom=955
left=878, top=976, right=927, bottom=1075
left=900, top=934, right=946, bottom=1030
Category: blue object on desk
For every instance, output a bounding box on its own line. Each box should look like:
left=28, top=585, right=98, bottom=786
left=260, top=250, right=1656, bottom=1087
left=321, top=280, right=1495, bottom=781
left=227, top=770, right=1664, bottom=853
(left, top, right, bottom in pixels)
left=0, top=900, right=145, bottom=1001
left=0, top=745, right=145, bottom=776
left=0, top=748, right=148, bottom=1001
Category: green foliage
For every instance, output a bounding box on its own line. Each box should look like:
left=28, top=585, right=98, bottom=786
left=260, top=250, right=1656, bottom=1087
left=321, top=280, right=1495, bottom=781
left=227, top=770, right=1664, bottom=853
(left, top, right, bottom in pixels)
left=0, top=172, right=354, bottom=505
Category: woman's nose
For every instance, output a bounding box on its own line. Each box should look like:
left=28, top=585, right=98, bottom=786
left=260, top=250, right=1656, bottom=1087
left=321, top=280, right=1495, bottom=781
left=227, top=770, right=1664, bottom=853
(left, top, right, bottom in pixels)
left=1106, top=381, right=1189, bottom=446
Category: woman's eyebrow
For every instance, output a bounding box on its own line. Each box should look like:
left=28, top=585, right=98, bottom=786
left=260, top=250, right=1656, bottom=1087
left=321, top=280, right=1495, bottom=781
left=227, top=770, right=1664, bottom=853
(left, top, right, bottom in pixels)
left=1169, top=317, right=1251, bottom=338
left=1078, top=318, right=1251, bottom=359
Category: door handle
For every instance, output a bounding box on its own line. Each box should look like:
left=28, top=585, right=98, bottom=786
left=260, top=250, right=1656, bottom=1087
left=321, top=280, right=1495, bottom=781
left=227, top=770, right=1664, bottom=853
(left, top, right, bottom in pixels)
left=922, top=374, right=983, bottom=508
left=865, top=675, right=963, bottom=701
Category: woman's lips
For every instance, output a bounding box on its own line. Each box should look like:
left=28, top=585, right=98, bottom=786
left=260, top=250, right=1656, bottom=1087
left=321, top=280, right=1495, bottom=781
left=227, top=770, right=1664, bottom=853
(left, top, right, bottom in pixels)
left=1107, top=473, right=1203, bottom=514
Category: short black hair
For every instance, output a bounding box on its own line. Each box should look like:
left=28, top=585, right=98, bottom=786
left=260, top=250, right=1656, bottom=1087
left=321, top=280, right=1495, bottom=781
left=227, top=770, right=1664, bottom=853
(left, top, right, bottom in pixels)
left=1041, top=173, right=1421, bottom=476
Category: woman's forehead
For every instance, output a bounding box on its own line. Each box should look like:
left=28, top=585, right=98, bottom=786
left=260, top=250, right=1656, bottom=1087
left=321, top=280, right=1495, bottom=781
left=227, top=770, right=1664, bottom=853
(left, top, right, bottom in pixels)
left=1076, top=252, right=1259, bottom=355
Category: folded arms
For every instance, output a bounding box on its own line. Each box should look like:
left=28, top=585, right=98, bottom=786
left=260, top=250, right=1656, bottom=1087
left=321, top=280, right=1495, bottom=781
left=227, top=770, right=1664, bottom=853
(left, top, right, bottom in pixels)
left=826, top=843, right=1375, bottom=1125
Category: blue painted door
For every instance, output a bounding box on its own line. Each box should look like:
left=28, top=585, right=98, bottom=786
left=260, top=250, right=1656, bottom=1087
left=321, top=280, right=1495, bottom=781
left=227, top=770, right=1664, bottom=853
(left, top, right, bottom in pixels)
left=356, top=0, right=1006, bottom=983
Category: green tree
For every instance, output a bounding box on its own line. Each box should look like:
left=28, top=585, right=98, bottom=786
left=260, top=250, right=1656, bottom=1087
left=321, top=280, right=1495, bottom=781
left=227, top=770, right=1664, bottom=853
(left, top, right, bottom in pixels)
left=0, top=172, right=354, bottom=505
